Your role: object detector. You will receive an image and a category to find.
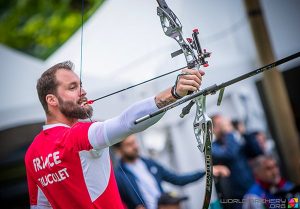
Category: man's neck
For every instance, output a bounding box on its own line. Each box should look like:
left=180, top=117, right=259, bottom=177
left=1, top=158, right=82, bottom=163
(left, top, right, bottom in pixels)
left=46, top=113, right=78, bottom=127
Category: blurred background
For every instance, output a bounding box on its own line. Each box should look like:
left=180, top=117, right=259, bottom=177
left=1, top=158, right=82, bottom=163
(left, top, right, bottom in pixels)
left=0, top=0, right=300, bottom=208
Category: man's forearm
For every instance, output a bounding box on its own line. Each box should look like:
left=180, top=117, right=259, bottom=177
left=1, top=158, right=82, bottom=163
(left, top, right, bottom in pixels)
left=154, top=87, right=177, bottom=109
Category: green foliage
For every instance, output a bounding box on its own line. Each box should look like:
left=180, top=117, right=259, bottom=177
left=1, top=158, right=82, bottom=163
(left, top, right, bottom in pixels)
left=0, top=0, right=104, bottom=59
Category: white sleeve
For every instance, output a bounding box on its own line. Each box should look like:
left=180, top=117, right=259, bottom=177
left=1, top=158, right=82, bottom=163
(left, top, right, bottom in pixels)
left=88, top=97, right=164, bottom=149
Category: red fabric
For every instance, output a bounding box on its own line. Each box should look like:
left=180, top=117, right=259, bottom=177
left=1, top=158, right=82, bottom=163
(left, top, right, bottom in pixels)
left=25, top=123, right=124, bottom=209
left=256, top=178, right=287, bottom=191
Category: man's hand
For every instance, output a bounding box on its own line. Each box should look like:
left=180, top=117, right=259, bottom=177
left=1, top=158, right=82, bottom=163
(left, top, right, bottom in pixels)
left=155, top=68, right=205, bottom=109
left=175, top=68, right=205, bottom=97
left=213, top=165, right=230, bottom=177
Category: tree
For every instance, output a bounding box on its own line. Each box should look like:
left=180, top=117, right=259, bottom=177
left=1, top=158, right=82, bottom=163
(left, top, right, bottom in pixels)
left=0, top=0, right=104, bottom=59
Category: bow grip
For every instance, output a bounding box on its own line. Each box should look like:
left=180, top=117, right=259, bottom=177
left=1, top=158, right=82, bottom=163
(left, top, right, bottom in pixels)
left=186, top=62, right=197, bottom=95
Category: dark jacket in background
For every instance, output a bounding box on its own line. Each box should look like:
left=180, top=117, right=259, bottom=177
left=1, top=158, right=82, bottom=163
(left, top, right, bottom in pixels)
left=115, top=157, right=205, bottom=209
left=212, top=132, right=263, bottom=199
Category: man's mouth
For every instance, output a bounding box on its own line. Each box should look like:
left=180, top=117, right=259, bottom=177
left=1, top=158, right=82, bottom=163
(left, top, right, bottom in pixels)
left=78, top=98, right=88, bottom=106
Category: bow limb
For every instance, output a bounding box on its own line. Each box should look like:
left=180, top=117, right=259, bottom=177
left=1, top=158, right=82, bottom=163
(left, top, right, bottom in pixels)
left=156, top=1, right=213, bottom=209
left=193, top=96, right=213, bottom=209
left=156, top=0, right=198, bottom=68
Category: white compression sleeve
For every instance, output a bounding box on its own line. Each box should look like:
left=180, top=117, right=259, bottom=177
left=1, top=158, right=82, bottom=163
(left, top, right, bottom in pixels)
left=88, top=97, right=164, bottom=149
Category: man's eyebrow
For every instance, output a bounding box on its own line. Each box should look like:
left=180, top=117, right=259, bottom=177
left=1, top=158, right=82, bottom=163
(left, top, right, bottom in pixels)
left=68, top=81, right=79, bottom=86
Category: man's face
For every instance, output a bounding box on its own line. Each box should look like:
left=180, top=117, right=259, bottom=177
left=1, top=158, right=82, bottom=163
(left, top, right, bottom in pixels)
left=212, top=116, right=225, bottom=139
left=212, top=115, right=233, bottom=139
left=119, top=135, right=140, bottom=162
left=55, top=69, right=93, bottom=119
left=256, top=159, right=280, bottom=185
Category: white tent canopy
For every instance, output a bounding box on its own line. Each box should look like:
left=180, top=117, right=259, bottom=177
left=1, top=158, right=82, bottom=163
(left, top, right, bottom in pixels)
left=1, top=0, right=300, bottom=129
left=1, top=0, right=300, bottom=208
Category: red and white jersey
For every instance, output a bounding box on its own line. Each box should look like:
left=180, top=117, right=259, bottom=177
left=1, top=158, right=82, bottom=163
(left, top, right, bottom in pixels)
left=25, top=122, right=124, bottom=209
left=25, top=97, right=163, bottom=209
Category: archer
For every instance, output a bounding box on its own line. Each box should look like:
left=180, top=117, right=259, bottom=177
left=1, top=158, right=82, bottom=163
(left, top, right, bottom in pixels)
left=25, top=61, right=204, bottom=209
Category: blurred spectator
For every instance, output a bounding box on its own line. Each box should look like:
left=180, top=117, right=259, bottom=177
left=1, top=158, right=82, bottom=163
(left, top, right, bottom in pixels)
left=113, top=134, right=205, bottom=209
left=253, top=131, right=276, bottom=156
left=231, top=120, right=263, bottom=158
left=243, top=155, right=294, bottom=209
left=231, top=119, right=247, bottom=145
left=211, top=115, right=263, bottom=209
left=157, top=192, right=188, bottom=209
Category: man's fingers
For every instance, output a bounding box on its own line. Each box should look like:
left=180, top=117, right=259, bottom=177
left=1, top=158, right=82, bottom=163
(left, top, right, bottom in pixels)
left=174, top=68, right=205, bottom=97
left=179, top=79, right=201, bottom=89
left=199, top=69, right=205, bottom=76
left=179, top=74, right=202, bottom=84
left=178, top=84, right=199, bottom=93
left=181, top=68, right=205, bottom=77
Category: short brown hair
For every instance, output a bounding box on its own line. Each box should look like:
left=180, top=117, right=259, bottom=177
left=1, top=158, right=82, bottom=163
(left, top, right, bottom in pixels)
left=36, top=61, right=74, bottom=113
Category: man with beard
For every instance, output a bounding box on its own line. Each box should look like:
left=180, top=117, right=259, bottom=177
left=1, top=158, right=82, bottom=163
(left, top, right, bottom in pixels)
left=243, top=156, right=294, bottom=209
left=114, top=134, right=231, bottom=209
left=25, top=61, right=204, bottom=209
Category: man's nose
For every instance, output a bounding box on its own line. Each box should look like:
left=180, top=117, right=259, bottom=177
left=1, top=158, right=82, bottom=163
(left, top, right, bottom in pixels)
left=80, top=88, right=87, bottom=96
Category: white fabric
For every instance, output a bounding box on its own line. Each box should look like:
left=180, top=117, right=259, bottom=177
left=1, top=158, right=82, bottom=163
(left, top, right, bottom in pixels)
left=79, top=148, right=110, bottom=202
left=233, top=131, right=246, bottom=145
left=125, top=159, right=161, bottom=209
left=88, top=97, right=164, bottom=149
left=43, top=123, right=70, bottom=130
left=34, top=187, right=52, bottom=208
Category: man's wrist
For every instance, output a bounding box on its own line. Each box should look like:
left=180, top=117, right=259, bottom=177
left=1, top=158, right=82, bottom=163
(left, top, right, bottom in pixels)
left=155, top=87, right=177, bottom=109
left=171, top=85, right=183, bottom=99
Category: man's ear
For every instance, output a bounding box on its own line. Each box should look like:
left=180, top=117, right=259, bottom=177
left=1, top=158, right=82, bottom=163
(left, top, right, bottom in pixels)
left=46, top=94, right=58, bottom=107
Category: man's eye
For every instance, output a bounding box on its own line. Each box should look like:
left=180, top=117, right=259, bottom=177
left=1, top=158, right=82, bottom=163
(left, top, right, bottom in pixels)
left=70, top=86, right=76, bottom=90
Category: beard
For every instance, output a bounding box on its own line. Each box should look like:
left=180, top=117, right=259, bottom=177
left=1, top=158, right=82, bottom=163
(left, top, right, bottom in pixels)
left=123, top=149, right=139, bottom=162
left=58, top=96, right=93, bottom=119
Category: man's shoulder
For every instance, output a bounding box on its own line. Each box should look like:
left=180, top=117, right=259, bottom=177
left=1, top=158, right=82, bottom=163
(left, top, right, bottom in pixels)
left=25, top=126, right=67, bottom=161
left=25, top=131, right=44, bottom=163
left=28, top=130, right=44, bottom=145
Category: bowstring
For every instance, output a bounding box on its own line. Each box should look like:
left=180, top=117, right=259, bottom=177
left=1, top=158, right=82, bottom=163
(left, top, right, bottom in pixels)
left=79, top=0, right=84, bottom=98
left=80, top=0, right=92, bottom=122
left=87, top=15, right=250, bottom=103
left=91, top=65, right=187, bottom=103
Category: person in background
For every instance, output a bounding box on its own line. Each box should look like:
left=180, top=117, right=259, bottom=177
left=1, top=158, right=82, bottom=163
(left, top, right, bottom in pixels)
left=231, top=120, right=263, bottom=158
left=243, top=155, right=294, bottom=209
left=211, top=115, right=263, bottom=209
left=114, top=134, right=230, bottom=209
left=253, top=131, right=276, bottom=156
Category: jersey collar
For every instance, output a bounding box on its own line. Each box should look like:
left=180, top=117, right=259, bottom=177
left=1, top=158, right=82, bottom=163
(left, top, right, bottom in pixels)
left=43, top=123, right=70, bottom=130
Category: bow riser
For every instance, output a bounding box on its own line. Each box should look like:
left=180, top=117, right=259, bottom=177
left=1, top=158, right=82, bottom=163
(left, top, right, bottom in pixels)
left=156, top=1, right=213, bottom=209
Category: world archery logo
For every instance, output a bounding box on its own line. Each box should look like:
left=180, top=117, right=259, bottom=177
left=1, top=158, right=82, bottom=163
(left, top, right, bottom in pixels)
left=288, top=198, right=299, bottom=208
